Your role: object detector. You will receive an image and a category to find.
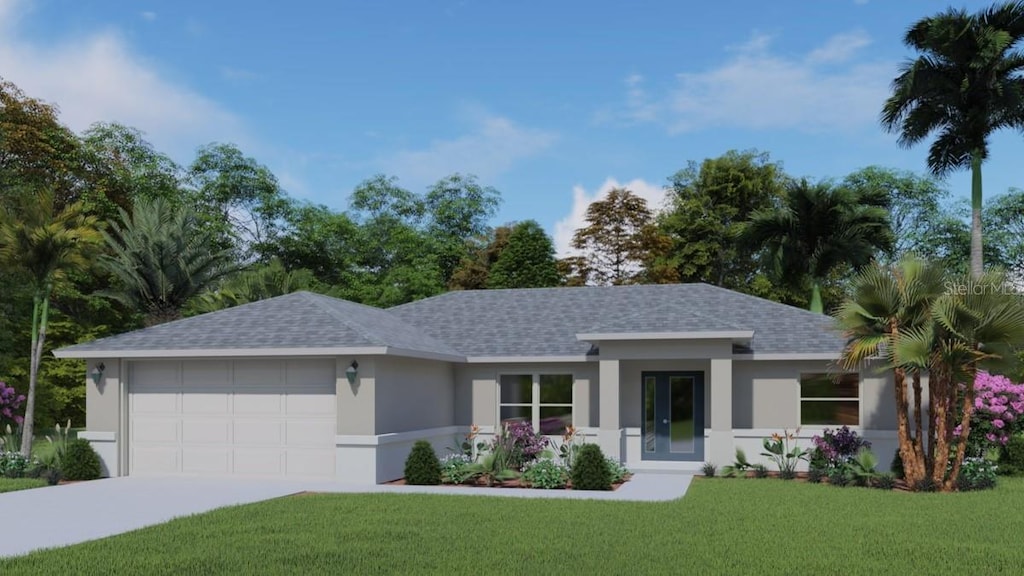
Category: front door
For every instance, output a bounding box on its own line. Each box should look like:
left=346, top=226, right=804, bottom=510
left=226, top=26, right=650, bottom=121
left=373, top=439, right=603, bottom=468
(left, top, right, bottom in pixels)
left=641, top=372, right=704, bottom=461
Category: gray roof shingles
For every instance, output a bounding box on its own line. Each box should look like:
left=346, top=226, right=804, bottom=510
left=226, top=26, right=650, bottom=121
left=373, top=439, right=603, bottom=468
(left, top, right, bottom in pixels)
left=59, top=284, right=843, bottom=358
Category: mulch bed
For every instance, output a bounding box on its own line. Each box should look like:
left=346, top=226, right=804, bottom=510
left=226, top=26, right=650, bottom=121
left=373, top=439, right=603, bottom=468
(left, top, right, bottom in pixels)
left=385, top=474, right=632, bottom=491
left=699, top=472, right=914, bottom=491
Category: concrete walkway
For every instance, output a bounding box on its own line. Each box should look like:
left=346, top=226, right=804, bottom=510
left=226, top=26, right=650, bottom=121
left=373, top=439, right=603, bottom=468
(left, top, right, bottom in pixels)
left=0, top=472, right=691, bottom=558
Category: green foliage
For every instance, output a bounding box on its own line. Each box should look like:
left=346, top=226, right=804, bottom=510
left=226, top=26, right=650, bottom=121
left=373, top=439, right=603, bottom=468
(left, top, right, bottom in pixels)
left=701, top=462, right=717, bottom=477
left=957, top=457, right=998, bottom=491
left=487, top=220, right=560, bottom=289
left=272, top=203, right=360, bottom=286
left=873, top=473, right=897, bottom=490
left=424, top=173, right=501, bottom=284
left=890, top=449, right=905, bottom=479
left=403, top=440, right=441, bottom=486
left=751, top=464, right=769, bottom=478
left=61, top=438, right=102, bottom=481
left=187, top=260, right=320, bottom=315
left=807, top=468, right=825, bottom=484
left=522, top=458, right=568, bottom=489
left=760, top=429, right=809, bottom=477
left=570, top=444, right=611, bottom=490
left=439, top=454, right=476, bottom=485
left=848, top=448, right=879, bottom=487
left=605, top=457, right=630, bottom=484
left=0, top=451, right=31, bottom=478
left=828, top=468, right=852, bottom=487
left=721, top=448, right=752, bottom=478
left=999, top=434, right=1024, bottom=475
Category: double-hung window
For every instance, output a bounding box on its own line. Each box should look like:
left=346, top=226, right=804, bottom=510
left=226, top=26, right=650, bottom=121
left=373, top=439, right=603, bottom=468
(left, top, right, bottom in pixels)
left=498, top=373, right=573, bottom=434
left=799, top=373, right=859, bottom=426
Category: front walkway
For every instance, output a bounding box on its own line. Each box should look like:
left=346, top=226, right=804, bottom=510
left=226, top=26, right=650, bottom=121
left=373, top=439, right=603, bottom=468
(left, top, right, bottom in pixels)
left=0, top=472, right=692, bottom=558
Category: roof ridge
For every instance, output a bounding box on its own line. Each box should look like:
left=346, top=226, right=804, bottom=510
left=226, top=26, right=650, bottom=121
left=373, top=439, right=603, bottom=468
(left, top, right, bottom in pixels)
left=695, top=283, right=833, bottom=319
left=297, top=291, right=389, bottom=347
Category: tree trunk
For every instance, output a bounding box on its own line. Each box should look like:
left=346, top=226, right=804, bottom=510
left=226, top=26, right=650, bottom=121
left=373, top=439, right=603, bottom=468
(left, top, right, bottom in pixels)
left=893, top=366, right=925, bottom=484
left=931, top=369, right=951, bottom=488
left=945, top=370, right=978, bottom=492
left=19, top=287, right=50, bottom=456
left=969, top=151, right=983, bottom=279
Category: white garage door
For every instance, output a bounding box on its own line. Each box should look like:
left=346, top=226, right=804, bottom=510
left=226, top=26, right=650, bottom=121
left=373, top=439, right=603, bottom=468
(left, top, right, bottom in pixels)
left=129, top=359, right=337, bottom=478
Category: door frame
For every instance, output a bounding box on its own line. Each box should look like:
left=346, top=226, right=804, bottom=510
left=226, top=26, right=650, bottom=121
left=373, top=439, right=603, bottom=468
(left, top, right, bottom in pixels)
left=640, top=371, right=705, bottom=462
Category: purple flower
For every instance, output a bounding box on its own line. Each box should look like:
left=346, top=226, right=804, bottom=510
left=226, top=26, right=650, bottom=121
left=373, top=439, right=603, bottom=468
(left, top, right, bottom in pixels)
left=993, top=419, right=1005, bottom=429
left=986, top=433, right=997, bottom=442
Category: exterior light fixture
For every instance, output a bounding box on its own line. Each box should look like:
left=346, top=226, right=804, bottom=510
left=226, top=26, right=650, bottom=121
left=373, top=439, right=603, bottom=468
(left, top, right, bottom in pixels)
left=345, top=360, right=359, bottom=385
left=90, top=362, right=106, bottom=385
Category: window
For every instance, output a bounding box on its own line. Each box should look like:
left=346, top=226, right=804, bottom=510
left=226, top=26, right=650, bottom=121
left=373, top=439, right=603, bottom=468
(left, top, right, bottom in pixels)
left=499, top=373, right=573, bottom=434
left=800, top=373, right=859, bottom=426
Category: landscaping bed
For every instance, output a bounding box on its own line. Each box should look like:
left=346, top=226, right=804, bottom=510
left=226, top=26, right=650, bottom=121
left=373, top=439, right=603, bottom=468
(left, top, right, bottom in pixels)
left=385, top=472, right=632, bottom=491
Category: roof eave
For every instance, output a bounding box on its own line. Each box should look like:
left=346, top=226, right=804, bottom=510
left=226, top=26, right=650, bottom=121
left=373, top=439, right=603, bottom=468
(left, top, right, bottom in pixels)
left=576, top=330, right=755, bottom=342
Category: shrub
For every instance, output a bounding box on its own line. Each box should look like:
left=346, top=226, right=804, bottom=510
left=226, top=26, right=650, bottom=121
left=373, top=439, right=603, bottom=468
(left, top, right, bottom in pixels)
left=62, top=439, right=103, bottom=481
left=0, top=451, right=31, bottom=478
left=440, top=453, right=476, bottom=484
left=522, top=458, right=568, bottom=489
left=701, top=462, right=717, bottom=477
left=957, top=457, right=998, bottom=491
left=488, top=422, right=549, bottom=471
left=999, top=434, right=1024, bottom=476
left=761, top=429, right=809, bottom=476
left=721, top=448, right=752, bottom=478
left=779, top=468, right=797, bottom=480
left=605, top=458, right=630, bottom=484
left=912, top=478, right=936, bottom=492
left=404, top=441, right=442, bottom=485
left=556, top=426, right=585, bottom=469
left=827, top=468, right=851, bottom=487
left=752, top=464, right=769, bottom=478
left=571, top=444, right=611, bottom=490
left=811, top=426, right=871, bottom=470
left=890, top=449, right=905, bottom=479
left=962, top=372, right=1024, bottom=456
left=873, top=473, right=896, bottom=490
left=0, top=382, right=26, bottom=429
left=849, top=448, right=879, bottom=487
left=807, top=468, right=825, bottom=483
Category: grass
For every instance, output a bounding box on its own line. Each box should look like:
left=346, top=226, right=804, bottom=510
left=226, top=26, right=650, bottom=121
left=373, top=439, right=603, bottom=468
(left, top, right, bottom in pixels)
left=2, top=477, right=1023, bottom=575
left=0, top=478, right=47, bottom=493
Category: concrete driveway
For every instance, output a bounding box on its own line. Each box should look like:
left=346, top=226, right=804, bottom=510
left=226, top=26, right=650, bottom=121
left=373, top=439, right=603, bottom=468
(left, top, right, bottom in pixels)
left=0, top=477, right=304, bottom=558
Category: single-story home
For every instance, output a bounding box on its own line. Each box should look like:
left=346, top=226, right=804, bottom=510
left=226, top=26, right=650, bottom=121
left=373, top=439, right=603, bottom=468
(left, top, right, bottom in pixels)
left=55, top=284, right=898, bottom=483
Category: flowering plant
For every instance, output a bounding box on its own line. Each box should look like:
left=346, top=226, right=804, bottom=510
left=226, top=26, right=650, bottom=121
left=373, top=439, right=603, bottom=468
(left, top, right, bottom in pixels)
left=956, top=372, right=1024, bottom=456
left=761, top=429, right=808, bottom=478
left=810, top=426, right=871, bottom=470
left=0, top=382, right=26, bottom=428
left=499, top=421, right=549, bottom=470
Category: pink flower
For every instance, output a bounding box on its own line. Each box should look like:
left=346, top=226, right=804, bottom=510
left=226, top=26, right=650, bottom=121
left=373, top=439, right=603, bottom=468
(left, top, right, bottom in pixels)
left=993, top=419, right=1006, bottom=429
left=953, top=425, right=963, bottom=437
left=986, top=433, right=998, bottom=442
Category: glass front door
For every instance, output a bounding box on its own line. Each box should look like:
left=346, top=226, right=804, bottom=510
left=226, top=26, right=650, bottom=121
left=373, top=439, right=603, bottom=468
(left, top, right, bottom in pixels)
left=642, top=372, right=704, bottom=461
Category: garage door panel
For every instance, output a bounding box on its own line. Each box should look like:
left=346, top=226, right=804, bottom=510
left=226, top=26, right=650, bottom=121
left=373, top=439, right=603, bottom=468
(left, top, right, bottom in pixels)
left=234, top=449, right=284, bottom=475
left=286, top=420, right=335, bottom=447
left=182, top=449, right=230, bottom=473
left=233, top=392, right=283, bottom=414
left=286, top=449, right=335, bottom=477
left=233, top=421, right=282, bottom=445
left=130, top=359, right=335, bottom=478
left=182, top=420, right=229, bottom=444
left=132, top=419, right=178, bottom=443
left=132, top=447, right=178, bottom=475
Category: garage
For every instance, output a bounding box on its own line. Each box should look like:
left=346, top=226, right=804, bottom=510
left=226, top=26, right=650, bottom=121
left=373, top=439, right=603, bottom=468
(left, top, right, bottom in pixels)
left=128, top=358, right=337, bottom=478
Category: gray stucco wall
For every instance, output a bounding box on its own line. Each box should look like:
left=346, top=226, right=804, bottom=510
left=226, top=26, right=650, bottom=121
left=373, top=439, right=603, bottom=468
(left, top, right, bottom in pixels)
left=732, top=359, right=896, bottom=430
left=374, top=357, right=455, bottom=434
left=454, top=362, right=598, bottom=428
left=85, top=358, right=121, bottom=433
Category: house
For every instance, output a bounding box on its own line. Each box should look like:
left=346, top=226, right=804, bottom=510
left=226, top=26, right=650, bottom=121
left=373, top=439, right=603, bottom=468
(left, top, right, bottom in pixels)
left=54, top=284, right=898, bottom=483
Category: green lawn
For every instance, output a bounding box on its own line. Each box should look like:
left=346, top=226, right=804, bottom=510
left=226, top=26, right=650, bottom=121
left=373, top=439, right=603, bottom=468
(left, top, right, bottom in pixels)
left=0, top=478, right=47, bottom=493
left=2, top=478, right=1022, bottom=575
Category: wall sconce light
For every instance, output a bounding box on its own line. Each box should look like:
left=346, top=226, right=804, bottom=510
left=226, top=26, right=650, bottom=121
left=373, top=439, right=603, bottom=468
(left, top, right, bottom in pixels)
left=90, top=362, right=106, bottom=386
left=345, top=360, right=359, bottom=385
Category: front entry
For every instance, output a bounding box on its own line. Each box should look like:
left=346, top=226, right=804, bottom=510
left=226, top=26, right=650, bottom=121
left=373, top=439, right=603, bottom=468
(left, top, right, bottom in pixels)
left=641, top=372, right=704, bottom=461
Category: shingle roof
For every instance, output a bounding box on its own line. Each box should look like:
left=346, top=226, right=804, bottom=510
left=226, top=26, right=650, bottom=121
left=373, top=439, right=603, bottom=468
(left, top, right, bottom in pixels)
left=389, top=284, right=843, bottom=357
left=56, top=291, right=461, bottom=359
left=57, top=284, right=843, bottom=359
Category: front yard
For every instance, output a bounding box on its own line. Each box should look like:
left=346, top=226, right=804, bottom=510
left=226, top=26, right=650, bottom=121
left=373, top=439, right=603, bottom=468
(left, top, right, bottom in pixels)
left=0, top=478, right=46, bottom=493
left=2, top=477, right=1022, bottom=574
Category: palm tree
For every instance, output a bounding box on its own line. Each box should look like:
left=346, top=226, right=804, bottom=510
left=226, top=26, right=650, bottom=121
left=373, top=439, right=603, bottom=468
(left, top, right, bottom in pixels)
left=740, top=179, right=893, bottom=313
left=837, top=257, right=1024, bottom=491
left=101, top=197, right=238, bottom=325
left=187, top=259, right=317, bottom=314
left=0, top=190, right=102, bottom=456
left=881, top=2, right=1024, bottom=278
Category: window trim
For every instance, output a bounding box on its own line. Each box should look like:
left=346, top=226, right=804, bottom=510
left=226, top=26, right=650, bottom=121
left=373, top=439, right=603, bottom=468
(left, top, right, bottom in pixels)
left=497, top=372, right=575, bottom=434
left=798, top=372, right=861, bottom=426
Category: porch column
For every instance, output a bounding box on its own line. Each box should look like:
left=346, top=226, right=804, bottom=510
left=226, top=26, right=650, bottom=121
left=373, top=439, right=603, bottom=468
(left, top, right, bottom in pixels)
left=597, top=359, right=622, bottom=459
left=709, top=357, right=734, bottom=466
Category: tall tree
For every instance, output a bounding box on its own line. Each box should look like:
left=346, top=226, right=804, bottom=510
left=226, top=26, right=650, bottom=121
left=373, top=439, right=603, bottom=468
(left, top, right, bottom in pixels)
left=0, top=190, right=102, bottom=456
left=101, top=198, right=238, bottom=325
left=740, top=179, right=893, bottom=313
left=186, top=143, right=290, bottom=261
left=424, top=173, right=501, bottom=284
left=881, top=2, right=1024, bottom=277
left=841, top=166, right=949, bottom=262
left=487, top=220, right=561, bottom=289
left=570, top=188, right=673, bottom=286
left=838, top=257, right=1024, bottom=491
left=449, top=225, right=513, bottom=290
left=273, top=202, right=360, bottom=286
left=659, top=149, right=788, bottom=289
left=187, top=260, right=319, bottom=315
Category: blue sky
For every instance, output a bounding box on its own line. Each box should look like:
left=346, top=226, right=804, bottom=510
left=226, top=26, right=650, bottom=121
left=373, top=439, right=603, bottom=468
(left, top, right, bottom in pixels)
left=2, top=0, right=1022, bottom=254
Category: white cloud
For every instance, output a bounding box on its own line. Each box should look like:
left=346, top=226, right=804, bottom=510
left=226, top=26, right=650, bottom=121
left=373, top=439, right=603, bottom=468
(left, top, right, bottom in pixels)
left=381, top=113, right=557, bottom=187
left=608, top=30, right=892, bottom=134
left=140, top=11, right=157, bottom=22
left=0, top=0, right=244, bottom=160
left=552, top=177, right=666, bottom=258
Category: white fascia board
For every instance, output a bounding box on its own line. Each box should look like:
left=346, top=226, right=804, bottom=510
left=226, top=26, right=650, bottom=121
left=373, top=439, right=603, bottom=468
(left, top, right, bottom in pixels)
left=731, top=352, right=841, bottom=361
left=464, top=355, right=595, bottom=364
left=383, top=347, right=466, bottom=363
left=576, top=331, right=754, bottom=342
left=52, top=346, right=390, bottom=359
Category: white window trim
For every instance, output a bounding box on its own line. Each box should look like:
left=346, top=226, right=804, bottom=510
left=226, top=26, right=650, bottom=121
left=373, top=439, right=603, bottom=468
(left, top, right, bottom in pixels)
left=798, top=373, right=861, bottom=427
left=497, top=372, right=575, bottom=434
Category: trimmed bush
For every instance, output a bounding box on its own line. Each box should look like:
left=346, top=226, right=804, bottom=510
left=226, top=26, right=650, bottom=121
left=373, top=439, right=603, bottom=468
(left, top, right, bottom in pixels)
left=62, top=439, right=102, bottom=481
left=571, top=444, right=611, bottom=490
left=999, top=434, right=1024, bottom=476
left=404, top=440, right=441, bottom=485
